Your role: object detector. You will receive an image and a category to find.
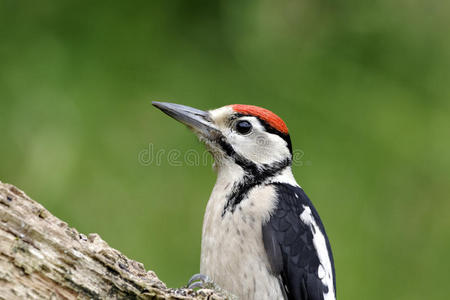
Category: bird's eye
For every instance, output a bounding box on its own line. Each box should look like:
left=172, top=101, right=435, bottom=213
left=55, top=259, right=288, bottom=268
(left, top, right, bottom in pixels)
left=235, top=120, right=252, bottom=135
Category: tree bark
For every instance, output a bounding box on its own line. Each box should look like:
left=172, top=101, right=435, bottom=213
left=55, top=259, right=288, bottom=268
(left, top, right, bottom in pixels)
left=0, top=181, right=223, bottom=300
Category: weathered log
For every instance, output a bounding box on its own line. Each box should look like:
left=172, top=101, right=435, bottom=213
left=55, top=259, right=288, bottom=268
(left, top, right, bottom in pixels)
left=0, top=180, right=224, bottom=299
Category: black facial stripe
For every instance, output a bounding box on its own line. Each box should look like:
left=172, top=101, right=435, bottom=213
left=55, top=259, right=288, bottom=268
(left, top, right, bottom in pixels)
left=217, top=136, right=259, bottom=174
left=255, top=118, right=293, bottom=154
left=222, top=158, right=291, bottom=217
left=212, top=126, right=292, bottom=217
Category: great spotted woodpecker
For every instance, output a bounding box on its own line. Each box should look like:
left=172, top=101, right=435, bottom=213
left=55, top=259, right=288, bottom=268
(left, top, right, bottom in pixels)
left=153, top=102, right=336, bottom=300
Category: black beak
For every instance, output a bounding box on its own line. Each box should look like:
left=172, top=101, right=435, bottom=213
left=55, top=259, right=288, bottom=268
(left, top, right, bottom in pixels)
left=152, top=101, right=219, bottom=139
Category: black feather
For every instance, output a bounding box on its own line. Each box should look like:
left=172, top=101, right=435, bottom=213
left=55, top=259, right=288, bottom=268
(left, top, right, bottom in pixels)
left=222, top=158, right=291, bottom=216
left=262, top=183, right=336, bottom=300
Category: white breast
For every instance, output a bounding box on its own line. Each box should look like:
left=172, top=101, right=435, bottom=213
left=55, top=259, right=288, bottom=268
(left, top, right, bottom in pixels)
left=200, top=181, right=284, bottom=300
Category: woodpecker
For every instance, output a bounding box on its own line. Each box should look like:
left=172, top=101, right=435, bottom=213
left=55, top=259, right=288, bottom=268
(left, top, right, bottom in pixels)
left=153, top=102, right=336, bottom=300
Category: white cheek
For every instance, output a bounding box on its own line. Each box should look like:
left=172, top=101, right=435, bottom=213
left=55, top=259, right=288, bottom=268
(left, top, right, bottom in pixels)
left=231, top=133, right=289, bottom=165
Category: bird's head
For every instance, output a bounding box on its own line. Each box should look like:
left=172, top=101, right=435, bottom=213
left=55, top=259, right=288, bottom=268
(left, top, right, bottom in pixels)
left=152, top=102, right=292, bottom=174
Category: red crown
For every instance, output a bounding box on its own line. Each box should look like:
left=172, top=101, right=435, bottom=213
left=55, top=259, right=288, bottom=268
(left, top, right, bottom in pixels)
left=230, top=104, right=288, bottom=134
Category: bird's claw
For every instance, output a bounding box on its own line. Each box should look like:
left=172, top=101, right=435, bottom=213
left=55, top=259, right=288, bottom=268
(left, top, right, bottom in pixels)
left=187, top=273, right=213, bottom=290
left=187, top=273, right=238, bottom=300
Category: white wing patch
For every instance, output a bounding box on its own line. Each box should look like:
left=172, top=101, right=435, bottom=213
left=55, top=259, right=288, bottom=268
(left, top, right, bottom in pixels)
left=299, top=206, right=335, bottom=300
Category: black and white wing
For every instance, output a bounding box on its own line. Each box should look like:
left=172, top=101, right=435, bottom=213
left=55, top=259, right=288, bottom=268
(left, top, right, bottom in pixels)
left=262, top=183, right=336, bottom=300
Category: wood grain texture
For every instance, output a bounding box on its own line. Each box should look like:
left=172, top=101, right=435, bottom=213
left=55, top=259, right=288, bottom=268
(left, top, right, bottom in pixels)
left=0, top=181, right=224, bottom=300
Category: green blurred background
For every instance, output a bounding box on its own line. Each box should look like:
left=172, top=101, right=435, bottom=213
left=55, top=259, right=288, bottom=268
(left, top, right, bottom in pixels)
left=1, top=1, right=449, bottom=299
